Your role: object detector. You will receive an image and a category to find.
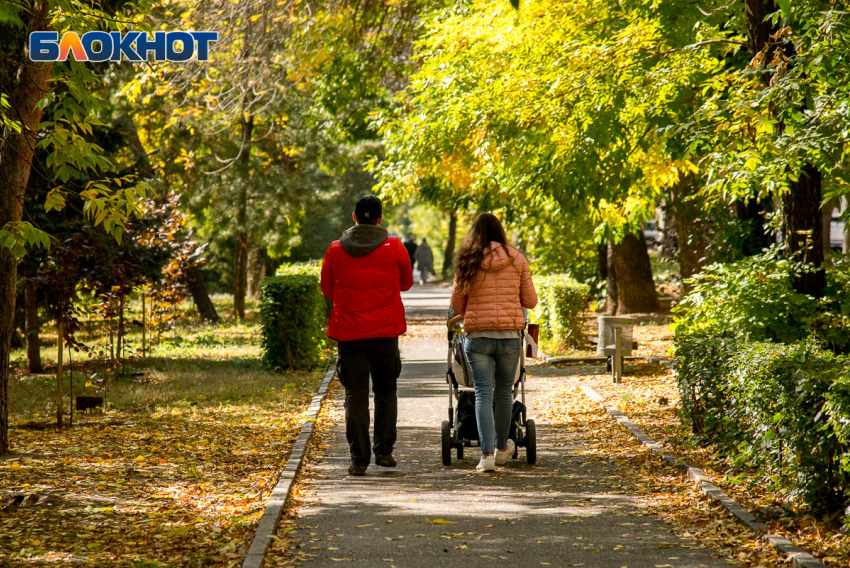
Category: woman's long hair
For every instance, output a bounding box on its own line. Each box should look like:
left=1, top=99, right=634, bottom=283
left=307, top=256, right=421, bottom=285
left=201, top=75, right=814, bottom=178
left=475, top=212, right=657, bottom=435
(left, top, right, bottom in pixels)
left=454, top=213, right=511, bottom=294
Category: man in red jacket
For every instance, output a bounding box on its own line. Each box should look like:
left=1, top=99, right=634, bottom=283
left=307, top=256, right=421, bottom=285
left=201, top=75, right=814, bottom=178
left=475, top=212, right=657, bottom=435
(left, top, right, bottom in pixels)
left=321, top=195, right=414, bottom=476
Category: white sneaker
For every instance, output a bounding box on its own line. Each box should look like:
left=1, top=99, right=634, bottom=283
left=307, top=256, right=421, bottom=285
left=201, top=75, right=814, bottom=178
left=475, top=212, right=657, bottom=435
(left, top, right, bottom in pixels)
left=476, top=454, right=496, bottom=472
left=495, top=439, right=516, bottom=466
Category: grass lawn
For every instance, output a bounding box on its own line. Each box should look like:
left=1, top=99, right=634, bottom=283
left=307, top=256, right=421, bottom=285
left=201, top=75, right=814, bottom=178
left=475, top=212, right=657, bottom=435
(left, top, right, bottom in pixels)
left=1, top=295, right=330, bottom=567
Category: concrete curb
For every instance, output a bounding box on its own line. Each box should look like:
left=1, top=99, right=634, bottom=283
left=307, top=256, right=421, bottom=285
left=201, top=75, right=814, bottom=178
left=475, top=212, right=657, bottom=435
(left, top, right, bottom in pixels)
left=578, top=383, right=828, bottom=568
left=241, top=364, right=336, bottom=568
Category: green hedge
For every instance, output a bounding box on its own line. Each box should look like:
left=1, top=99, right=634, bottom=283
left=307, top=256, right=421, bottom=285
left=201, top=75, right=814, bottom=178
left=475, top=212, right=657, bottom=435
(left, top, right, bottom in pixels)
left=673, top=331, right=850, bottom=516
left=260, top=274, right=326, bottom=371
left=275, top=260, right=332, bottom=316
left=534, top=275, right=590, bottom=349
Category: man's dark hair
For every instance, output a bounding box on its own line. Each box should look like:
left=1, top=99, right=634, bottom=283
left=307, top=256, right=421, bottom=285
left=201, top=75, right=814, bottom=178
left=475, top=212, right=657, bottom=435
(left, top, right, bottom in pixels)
left=355, top=195, right=382, bottom=225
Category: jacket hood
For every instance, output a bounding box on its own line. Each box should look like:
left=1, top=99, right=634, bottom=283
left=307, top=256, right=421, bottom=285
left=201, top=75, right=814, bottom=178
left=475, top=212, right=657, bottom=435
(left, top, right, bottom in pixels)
left=481, top=242, right=515, bottom=272
left=340, top=224, right=389, bottom=257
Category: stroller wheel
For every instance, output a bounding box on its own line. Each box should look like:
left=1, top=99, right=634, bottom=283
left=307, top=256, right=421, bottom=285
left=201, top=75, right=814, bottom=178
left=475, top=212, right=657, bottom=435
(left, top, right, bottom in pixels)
left=441, top=420, right=452, bottom=466
left=456, top=444, right=463, bottom=461
left=526, top=419, right=537, bottom=465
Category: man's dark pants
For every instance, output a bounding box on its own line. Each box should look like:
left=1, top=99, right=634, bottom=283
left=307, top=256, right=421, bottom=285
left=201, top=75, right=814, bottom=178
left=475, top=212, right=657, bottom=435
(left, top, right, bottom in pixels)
left=336, top=337, right=401, bottom=467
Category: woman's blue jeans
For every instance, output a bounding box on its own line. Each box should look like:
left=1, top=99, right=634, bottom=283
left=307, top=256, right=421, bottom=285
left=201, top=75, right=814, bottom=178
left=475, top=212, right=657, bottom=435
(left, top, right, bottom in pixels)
left=465, top=337, right=521, bottom=454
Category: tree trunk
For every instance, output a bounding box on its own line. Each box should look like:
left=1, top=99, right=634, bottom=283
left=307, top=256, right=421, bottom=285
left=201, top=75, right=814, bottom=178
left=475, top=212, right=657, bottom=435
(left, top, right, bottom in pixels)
left=605, top=242, right=618, bottom=315
left=247, top=246, right=262, bottom=299
left=117, top=293, right=125, bottom=363
left=0, top=0, right=54, bottom=454
left=782, top=164, right=826, bottom=297
left=184, top=265, right=220, bottom=323
left=745, top=0, right=825, bottom=296
left=24, top=279, right=42, bottom=373
left=611, top=232, right=660, bottom=314
left=442, top=211, right=457, bottom=280
left=233, top=115, right=254, bottom=320
left=744, top=0, right=779, bottom=61
left=56, top=321, right=64, bottom=428
left=669, top=176, right=708, bottom=296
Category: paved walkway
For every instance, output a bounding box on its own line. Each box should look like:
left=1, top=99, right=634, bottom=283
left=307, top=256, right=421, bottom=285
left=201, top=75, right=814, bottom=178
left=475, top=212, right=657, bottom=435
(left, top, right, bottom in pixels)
left=286, top=286, right=732, bottom=567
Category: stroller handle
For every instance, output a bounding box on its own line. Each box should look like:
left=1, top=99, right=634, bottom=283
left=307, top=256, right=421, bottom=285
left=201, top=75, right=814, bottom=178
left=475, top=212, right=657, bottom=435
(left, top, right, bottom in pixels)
left=447, top=314, right=464, bottom=331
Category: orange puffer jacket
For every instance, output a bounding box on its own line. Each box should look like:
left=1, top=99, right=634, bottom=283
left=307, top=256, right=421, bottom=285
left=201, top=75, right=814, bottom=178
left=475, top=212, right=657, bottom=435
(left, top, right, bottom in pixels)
left=450, top=243, right=538, bottom=331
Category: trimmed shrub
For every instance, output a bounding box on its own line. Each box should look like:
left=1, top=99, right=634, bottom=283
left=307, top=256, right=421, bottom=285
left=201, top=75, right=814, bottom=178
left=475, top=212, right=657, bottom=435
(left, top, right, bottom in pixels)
left=534, top=275, right=590, bottom=349
left=260, top=274, right=326, bottom=371
left=674, top=331, right=850, bottom=516
left=275, top=260, right=331, bottom=316
left=672, top=332, right=739, bottom=438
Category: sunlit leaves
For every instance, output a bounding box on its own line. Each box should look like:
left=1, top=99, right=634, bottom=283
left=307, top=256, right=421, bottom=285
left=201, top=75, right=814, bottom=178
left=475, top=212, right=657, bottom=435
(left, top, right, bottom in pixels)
left=373, top=0, right=730, bottom=236
left=687, top=3, right=850, bottom=205
left=80, top=178, right=150, bottom=245
left=0, top=221, right=51, bottom=259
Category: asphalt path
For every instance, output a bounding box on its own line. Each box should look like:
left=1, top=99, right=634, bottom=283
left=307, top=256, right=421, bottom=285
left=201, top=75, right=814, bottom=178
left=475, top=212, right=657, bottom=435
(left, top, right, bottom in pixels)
left=285, top=286, right=732, bottom=568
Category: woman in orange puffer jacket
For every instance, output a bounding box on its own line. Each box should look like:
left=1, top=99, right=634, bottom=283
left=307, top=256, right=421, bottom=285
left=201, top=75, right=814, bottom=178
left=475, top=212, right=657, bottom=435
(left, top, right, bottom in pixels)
left=450, top=213, right=538, bottom=472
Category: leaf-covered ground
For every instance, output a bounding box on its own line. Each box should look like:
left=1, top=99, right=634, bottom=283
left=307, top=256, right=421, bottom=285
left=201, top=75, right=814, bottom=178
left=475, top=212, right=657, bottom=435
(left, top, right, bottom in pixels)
left=1, top=310, right=327, bottom=567
left=563, top=349, right=850, bottom=566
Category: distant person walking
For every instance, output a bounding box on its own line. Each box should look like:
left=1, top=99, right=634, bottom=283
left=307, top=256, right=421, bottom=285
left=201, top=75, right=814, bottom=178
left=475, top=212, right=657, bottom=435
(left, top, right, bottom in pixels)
left=414, top=237, right=435, bottom=284
left=403, top=234, right=417, bottom=268
left=320, top=195, right=414, bottom=476
left=450, top=213, right=537, bottom=472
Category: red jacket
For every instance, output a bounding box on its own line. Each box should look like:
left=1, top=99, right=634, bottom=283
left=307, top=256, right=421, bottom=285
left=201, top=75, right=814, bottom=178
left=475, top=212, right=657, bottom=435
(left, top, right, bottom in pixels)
left=320, top=227, right=413, bottom=341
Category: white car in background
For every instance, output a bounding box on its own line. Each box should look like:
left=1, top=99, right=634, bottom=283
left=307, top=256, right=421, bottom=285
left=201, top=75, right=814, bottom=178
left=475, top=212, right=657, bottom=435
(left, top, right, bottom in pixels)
left=644, top=220, right=660, bottom=245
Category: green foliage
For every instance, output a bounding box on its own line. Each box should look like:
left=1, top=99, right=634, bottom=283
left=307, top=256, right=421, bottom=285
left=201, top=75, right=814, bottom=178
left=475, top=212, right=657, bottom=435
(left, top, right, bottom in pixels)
left=673, top=332, right=850, bottom=516
left=518, top=214, right=601, bottom=293
left=687, top=2, right=850, bottom=202
left=671, top=332, right=739, bottom=439
left=673, top=246, right=818, bottom=343
left=260, top=275, right=326, bottom=371
left=0, top=0, right=155, bottom=257
left=674, top=245, right=850, bottom=351
left=533, top=275, right=590, bottom=349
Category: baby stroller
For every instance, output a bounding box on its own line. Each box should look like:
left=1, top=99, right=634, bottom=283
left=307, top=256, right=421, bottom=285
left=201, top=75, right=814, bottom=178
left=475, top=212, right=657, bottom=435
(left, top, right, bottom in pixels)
left=441, top=311, right=537, bottom=466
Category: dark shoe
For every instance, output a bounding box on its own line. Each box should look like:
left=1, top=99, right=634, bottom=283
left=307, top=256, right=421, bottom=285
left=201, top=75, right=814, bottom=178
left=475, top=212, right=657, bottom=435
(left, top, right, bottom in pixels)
left=348, top=463, right=367, bottom=476
left=375, top=454, right=396, bottom=468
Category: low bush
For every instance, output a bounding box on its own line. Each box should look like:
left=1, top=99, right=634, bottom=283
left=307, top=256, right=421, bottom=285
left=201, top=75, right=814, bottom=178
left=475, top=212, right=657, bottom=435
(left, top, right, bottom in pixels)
left=674, top=331, right=850, bottom=516
left=260, top=275, right=326, bottom=371
left=275, top=260, right=331, bottom=316
left=534, top=275, right=590, bottom=349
